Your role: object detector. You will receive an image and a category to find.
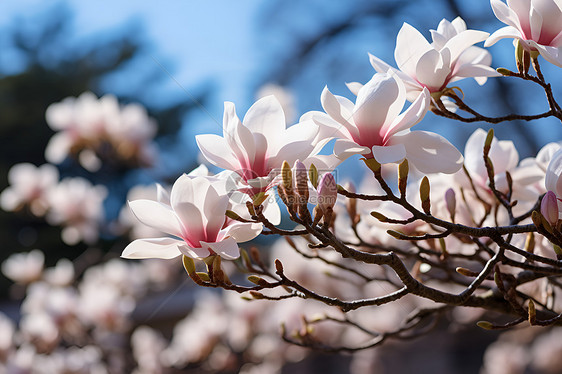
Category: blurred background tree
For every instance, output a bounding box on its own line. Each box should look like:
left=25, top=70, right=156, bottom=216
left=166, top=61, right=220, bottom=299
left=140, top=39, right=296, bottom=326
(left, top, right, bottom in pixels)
left=0, top=4, right=207, bottom=286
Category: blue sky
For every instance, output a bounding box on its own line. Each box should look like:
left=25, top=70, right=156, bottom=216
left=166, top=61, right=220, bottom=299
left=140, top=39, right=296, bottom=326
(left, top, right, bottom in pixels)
left=0, top=1, right=264, bottom=106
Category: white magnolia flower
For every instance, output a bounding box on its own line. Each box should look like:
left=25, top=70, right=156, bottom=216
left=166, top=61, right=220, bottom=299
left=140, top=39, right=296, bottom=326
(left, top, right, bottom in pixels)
left=123, top=175, right=262, bottom=260
left=306, top=72, right=463, bottom=174
left=45, top=92, right=158, bottom=170
left=458, top=128, right=543, bottom=207
left=1, top=249, right=44, bottom=284
left=485, top=0, right=562, bottom=67
left=0, top=163, right=58, bottom=216
left=196, top=96, right=323, bottom=195
left=46, top=177, right=107, bottom=245
left=367, top=19, right=498, bottom=102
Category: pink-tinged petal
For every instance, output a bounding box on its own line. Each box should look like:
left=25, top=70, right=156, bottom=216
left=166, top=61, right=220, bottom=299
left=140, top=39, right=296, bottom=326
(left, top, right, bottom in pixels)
left=242, top=95, right=285, bottom=139
left=333, top=139, right=371, bottom=160
left=530, top=42, right=562, bottom=67
left=223, top=221, right=262, bottom=242
left=485, top=26, right=523, bottom=46
left=492, top=0, right=524, bottom=30
left=382, top=88, right=430, bottom=140
left=121, top=238, right=182, bottom=259
left=45, top=133, right=73, bottom=164
left=444, top=30, right=489, bottom=63
left=169, top=175, right=208, bottom=241
left=394, top=131, right=463, bottom=174
left=551, top=30, right=562, bottom=47
left=320, top=87, right=359, bottom=139
left=530, top=5, right=544, bottom=42
left=195, top=134, right=239, bottom=171
left=201, top=237, right=240, bottom=260
left=202, top=187, right=229, bottom=241
left=353, top=73, right=401, bottom=131
left=395, top=23, right=433, bottom=77
left=267, top=139, right=316, bottom=170
left=371, top=143, right=407, bottom=164
left=128, top=200, right=183, bottom=238
left=346, top=82, right=363, bottom=96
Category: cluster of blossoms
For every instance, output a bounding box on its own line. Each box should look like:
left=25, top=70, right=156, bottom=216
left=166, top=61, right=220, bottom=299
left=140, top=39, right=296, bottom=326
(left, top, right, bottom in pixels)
left=6, top=0, right=562, bottom=372
left=45, top=92, right=158, bottom=171
left=0, top=163, right=107, bottom=245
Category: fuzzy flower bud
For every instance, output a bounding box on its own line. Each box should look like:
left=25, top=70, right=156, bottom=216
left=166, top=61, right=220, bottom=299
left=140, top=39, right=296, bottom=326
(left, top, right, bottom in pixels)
left=541, top=191, right=559, bottom=226
left=317, top=173, right=337, bottom=216
left=293, top=160, right=309, bottom=198
left=445, top=188, right=456, bottom=222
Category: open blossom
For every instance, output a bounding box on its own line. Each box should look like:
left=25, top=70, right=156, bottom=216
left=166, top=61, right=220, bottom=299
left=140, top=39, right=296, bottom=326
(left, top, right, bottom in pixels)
left=196, top=96, right=321, bottom=194
left=366, top=19, right=498, bottom=102
left=0, top=163, right=58, bottom=216
left=46, top=177, right=107, bottom=245
left=45, top=92, right=158, bottom=171
left=306, top=71, right=463, bottom=174
left=122, top=175, right=262, bottom=260
left=485, top=0, right=562, bottom=67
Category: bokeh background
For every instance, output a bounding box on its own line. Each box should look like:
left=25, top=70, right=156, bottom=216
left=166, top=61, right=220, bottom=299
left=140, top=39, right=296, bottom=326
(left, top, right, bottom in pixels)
left=0, top=0, right=561, bottom=373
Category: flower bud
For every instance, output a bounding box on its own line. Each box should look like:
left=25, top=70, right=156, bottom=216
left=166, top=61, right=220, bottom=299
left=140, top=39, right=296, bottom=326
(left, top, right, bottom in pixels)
left=419, top=177, right=431, bottom=214
left=293, top=160, right=309, bottom=198
left=317, top=173, right=337, bottom=216
left=541, top=191, right=559, bottom=226
left=445, top=188, right=456, bottom=222
left=281, top=161, right=292, bottom=190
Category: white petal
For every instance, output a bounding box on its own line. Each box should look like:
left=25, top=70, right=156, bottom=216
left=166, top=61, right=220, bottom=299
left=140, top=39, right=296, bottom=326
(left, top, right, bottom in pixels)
left=382, top=88, right=430, bottom=140
left=545, top=148, right=562, bottom=195
left=371, top=143, right=407, bottom=164
left=531, top=42, right=562, bottom=67
left=394, top=131, right=463, bottom=174
left=353, top=73, right=401, bottom=130
left=320, top=87, right=359, bottom=139
left=395, top=23, right=433, bottom=77
left=372, top=144, right=406, bottom=164
left=484, top=26, right=523, bottom=46
left=179, top=245, right=210, bottom=259
left=444, top=30, right=489, bottom=63
left=452, top=64, right=502, bottom=79
left=242, top=95, right=286, bottom=139
left=224, top=221, right=263, bottom=242
left=196, top=134, right=239, bottom=171
left=334, top=139, right=370, bottom=160
left=202, top=237, right=240, bottom=260
left=122, top=238, right=182, bottom=259
left=156, top=184, right=170, bottom=205
left=492, top=0, right=524, bottom=30
left=346, top=82, right=363, bottom=96
left=414, top=49, right=450, bottom=90
left=128, top=199, right=183, bottom=238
